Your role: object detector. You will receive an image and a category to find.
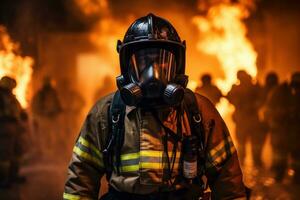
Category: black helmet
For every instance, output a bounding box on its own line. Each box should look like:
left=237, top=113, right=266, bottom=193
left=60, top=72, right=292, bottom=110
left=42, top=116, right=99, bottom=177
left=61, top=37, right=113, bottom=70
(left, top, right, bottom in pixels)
left=116, top=13, right=188, bottom=106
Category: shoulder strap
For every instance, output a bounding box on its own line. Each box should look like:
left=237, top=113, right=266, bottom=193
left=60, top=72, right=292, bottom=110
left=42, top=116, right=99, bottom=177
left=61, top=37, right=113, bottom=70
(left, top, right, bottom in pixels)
left=103, top=91, right=126, bottom=178
left=183, top=89, right=205, bottom=149
left=183, top=88, right=206, bottom=177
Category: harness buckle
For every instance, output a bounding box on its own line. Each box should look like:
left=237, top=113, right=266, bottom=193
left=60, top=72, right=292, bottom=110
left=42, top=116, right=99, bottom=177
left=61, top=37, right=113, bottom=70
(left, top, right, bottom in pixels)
left=112, top=114, right=120, bottom=124
left=193, top=114, right=201, bottom=123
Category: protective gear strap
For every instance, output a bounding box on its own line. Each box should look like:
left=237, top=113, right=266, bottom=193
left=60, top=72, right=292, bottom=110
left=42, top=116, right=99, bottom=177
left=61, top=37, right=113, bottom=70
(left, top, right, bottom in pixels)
left=105, top=89, right=206, bottom=193
left=183, top=89, right=206, bottom=190
left=183, top=89, right=205, bottom=152
left=103, top=91, right=126, bottom=178
left=150, top=108, right=182, bottom=186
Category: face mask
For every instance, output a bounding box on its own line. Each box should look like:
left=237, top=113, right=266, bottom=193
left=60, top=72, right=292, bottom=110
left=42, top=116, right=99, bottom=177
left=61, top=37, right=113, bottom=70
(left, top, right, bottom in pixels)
left=117, top=47, right=185, bottom=106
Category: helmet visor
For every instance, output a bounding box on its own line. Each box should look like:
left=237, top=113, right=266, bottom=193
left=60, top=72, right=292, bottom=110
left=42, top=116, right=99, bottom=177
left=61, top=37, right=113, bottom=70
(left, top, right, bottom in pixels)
left=129, top=48, right=176, bottom=84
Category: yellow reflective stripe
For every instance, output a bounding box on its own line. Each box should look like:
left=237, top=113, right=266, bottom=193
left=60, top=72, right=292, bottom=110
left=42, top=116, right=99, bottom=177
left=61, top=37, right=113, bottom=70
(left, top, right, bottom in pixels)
left=78, top=136, right=102, bottom=158
left=140, top=150, right=181, bottom=158
left=63, top=192, right=81, bottom=200
left=207, top=136, right=236, bottom=168
left=209, top=140, right=225, bottom=157
left=120, top=151, right=181, bottom=172
left=213, top=145, right=236, bottom=166
left=120, top=151, right=181, bottom=161
left=140, top=162, right=161, bottom=169
left=121, top=152, right=140, bottom=160
left=73, top=146, right=102, bottom=167
left=209, top=136, right=233, bottom=158
left=140, top=162, right=179, bottom=169
left=121, top=165, right=139, bottom=172
left=140, top=150, right=162, bottom=157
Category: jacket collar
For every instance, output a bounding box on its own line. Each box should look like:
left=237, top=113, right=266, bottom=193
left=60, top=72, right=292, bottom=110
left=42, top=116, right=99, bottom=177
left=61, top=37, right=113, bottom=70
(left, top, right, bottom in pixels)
left=126, top=105, right=137, bottom=117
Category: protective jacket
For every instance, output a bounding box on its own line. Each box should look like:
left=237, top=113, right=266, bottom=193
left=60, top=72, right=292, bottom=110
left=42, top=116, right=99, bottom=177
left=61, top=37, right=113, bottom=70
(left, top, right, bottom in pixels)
left=64, top=92, right=246, bottom=200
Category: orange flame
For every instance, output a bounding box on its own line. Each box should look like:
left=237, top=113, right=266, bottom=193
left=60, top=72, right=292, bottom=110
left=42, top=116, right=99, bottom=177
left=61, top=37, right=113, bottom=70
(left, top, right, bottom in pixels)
left=0, top=26, right=33, bottom=108
left=192, top=3, right=262, bottom=169
left=74, top=0, right=108, bottom=16
left=193, top=3, right=257, bottom=94
left=192, top=3, right=257, bottom=118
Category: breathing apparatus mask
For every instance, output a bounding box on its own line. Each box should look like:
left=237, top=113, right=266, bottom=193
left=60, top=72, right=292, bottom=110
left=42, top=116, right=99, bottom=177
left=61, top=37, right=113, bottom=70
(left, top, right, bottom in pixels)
left=116, top=13, right=188, bottom=107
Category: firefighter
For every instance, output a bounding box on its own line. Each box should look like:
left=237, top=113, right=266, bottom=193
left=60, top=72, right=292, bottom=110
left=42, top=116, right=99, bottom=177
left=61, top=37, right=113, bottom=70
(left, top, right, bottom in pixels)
left=64, top=14, right=246, bottom=200
left=227, top=70, right=262, bottom=166
left=258, top=72, right=279, bottom=160
left=31, top=76, right=62, bottom=118
left=264, top=79, right=290, bottom=182
left=195, top=73, right=223, bottom=105
left=252, top=72, right=279, bottom=168
left=288, top=72, right=300, bottom=184
left=0, top=76, right=27, bottom=187
left=261, top=72, right=279, bottom=103
left=31, top=76, right=62, bottom=155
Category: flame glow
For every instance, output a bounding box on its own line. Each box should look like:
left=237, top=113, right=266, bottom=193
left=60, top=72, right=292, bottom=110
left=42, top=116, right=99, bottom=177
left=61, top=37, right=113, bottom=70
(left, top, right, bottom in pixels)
left=0, top=26, right=33, bottom=108
left=74, top=0, right=108, bottom=16
left=192, top=2, right=259, bottom=168
left=74, top=0, right=258, bottom=116
left=192, top=2, right=258, bottom=121
left=193, top=3, right=257, bottom=94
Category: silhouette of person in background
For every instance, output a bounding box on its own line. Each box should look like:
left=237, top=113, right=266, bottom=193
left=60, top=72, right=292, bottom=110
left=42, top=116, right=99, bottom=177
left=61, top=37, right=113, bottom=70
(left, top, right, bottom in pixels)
left=227, top=70, right=262, bottom=166
left=31, top=76, right=62, bottom=156
left=0, top=76, right=27, bottom=187
left=195, top=74, right=223, bottom=105
left=32, top=77, right=62, bottom=118
left=262, top=72, right=279, bottom=102
left=251, top=72, right=280, bottom=168
left=288, top=72, right=300, bottom=184
left=264, top=76, right=290, bottom=181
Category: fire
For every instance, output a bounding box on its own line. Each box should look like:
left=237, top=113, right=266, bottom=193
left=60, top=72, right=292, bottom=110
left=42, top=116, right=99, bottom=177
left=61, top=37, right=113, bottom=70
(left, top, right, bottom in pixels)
left=192, top=1, right=256, bottom=154
left=192, top=2, right=263, bottom=170
left=73, top=0, right=258, bottom=115
left=74, top=0, right=108, bottom=16
left=192, top=3, right=257, bottom=115
left=0, top=26, right=33, bottom=108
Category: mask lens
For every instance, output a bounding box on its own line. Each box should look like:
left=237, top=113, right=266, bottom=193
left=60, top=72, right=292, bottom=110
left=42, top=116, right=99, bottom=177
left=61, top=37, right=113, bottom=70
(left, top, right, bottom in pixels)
left=129, top=48, right=176, bottom=83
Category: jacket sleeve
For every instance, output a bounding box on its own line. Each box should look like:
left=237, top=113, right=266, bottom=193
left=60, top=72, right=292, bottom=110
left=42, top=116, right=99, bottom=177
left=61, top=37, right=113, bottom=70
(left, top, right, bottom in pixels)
left=63, top=104, right=106, bottom=200
left=195, top=94, right=247, bottom=200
